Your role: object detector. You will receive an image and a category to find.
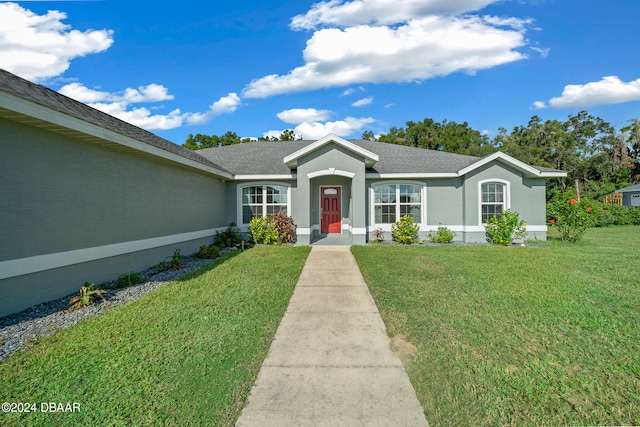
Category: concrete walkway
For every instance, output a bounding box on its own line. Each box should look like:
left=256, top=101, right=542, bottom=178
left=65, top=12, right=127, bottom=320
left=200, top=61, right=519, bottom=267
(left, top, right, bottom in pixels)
left=236, top=246, right=429, bottom=427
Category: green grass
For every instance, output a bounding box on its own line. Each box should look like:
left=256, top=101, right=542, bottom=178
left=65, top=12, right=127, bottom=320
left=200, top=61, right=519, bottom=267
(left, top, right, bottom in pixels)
left=0, top=246, right=310, bottom=426
left=352, top=226, right=640, bottom=427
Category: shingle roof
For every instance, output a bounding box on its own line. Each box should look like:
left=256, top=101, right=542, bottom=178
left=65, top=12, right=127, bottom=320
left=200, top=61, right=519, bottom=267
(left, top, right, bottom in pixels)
left=198, top=139, right=548, bottom=176
left=0, top=69, right=229, bottom=174
left=616, top=183, right=640, bottom=192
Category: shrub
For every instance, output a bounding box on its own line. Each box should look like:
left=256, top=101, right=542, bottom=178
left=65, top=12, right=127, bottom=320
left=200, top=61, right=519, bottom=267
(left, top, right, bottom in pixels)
left=273, top=212, right=297, bottom=244
left=372, top=227, right=385, bottom=243
left=428, top=224, right=456, bottom=243
left=196, top=244, right=221, bottom=259
left=116, top=272, right=142, bottom=288
left=213, top=223, right=242, bottom=248
left=547, top=192, right=604, bottom=242
left=167, top=248, right=184, bottom=270
left=595, top=205, right=640, bottom=226
left=69, top=282, right=106, bottom=311
left=248, top=216, right=279, bottom=245
left=485, top=210, right=527, bottom=246
left=391, top=215, right=420, bottom=244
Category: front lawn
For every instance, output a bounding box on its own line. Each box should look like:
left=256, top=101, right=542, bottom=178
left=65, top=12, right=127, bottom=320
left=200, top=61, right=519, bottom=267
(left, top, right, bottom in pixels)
left=0, top=246, right=310, bottom=426
left=352, top=226, right=640, bottom=426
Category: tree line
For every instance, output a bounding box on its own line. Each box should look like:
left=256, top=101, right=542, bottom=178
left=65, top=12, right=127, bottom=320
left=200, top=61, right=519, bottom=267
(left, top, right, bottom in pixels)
left=183, top=111, right=639, bottom=200
left=183, top=129, right=300, bottom=149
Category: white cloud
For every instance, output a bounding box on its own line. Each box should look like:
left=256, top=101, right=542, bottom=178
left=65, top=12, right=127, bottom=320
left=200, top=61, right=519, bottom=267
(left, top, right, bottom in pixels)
left=243, top=15, right=528, bottom=98
left=59, top=82, right=174, bottom=103
left=341, top=86, right=366, bottom=96
left=59, top=82, right=240, bottom=130
left=186, top=93, right=241, bottom=125
left=352, top=96, right=373, bottom=107
left=290, top=0, right=498, bottom=30
left=275, top=108, right=373, bottom=139
left=530, top=46, right=549, bottom=58
left=532, top=100, right=546, bottom=109
left=0, top=3, right=113, bottom=81
left=544, top=76, right=640, bottom=109
left=277, top=108, right=333, bottom=124
left=294, top=116, right=375, bottom=139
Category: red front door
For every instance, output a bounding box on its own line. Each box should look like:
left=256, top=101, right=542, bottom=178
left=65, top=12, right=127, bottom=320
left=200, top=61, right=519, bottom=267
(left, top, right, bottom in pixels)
left=321, top=187, right=341, bottom=234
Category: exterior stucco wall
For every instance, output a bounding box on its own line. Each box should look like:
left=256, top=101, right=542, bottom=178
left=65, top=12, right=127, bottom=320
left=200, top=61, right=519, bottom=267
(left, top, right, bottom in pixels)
left=365, top=163, right=547, bottom=243
left=462, top=162, right=548, bottom=242
left=0, top=118, right=228, bottom=316
left=294, top=143, right=367, bottom=244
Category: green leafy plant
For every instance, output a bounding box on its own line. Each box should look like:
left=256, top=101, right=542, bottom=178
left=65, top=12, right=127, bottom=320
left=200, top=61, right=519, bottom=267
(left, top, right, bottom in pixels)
left=372, top=227, right=385, bottom=243
left=391, top=215, right=420, bottom=244
left=595, top=205, right=640, bottom=227
left=68, top=282, right=106, bottom=311
left=213, top=223, right=242, bottom=248
left=196, top=244, right=221, bottom=259
left=248, top=216, right=279, bottom=245
left=547, top=192, right=604, bottom=242
left=485, top=210, right=527, bottom=245
left=428, top=224, right=456, bottom=243
left=167, top=248, right=184, bottom=270
left=273, top=212, right=297, bottom=244
left=116, top=272, right=142, bottom=288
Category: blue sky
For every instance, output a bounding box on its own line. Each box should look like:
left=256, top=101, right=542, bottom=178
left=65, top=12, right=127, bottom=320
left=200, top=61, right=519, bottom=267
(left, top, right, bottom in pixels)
left=1, top=0, right=639, bottom=144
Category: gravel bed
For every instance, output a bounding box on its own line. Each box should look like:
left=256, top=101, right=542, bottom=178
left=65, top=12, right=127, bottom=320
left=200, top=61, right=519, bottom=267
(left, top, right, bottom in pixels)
left=0, top=252, right=234, bottom=363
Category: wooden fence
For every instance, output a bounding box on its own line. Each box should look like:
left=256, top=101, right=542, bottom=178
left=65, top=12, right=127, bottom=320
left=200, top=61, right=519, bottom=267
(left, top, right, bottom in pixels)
left=604, top=192, right=622, bottom=206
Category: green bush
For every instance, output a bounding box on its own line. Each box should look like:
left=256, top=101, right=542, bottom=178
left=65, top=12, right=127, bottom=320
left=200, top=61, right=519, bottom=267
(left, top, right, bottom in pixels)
left=116, top=272, right=142, bottom=288
left=428, top=224, right=456, bottom=243
left=547, top=192, right=604, bottom=242
left=391, top=215, right=420, bottom=244
left=213, top=223, right=242, bottom=248
left=248, top=216, right=279, bottom=245
left=485, top=210, right=527, bottom=246
left=196, top=244, right=221, bottom=259
left=596, top=205, right=640, bottom=226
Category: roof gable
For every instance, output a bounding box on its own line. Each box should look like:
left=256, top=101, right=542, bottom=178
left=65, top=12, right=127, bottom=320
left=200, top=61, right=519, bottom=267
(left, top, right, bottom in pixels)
left=457, top=152, right=567, bottom=178
left=283, top=134, right=378, bottom=168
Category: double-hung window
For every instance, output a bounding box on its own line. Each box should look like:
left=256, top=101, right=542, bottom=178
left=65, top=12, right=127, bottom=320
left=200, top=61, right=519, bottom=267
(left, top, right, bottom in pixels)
left=373, top=183, right=422, bottom=224
left=480, top=182, right=506, bottom=223
left=241, top=185, right=288, bottom=224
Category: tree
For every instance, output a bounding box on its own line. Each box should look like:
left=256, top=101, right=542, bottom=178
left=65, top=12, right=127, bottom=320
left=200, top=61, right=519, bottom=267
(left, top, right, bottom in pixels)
left=279, top=129, right=300, bottom=141
left=377, top=118, right=494, bottom=156
left=495, top=111, right=632, bottom=200
left=361, top=130, right=376, bottom=141
left=621, top=117, right=640, bottom=180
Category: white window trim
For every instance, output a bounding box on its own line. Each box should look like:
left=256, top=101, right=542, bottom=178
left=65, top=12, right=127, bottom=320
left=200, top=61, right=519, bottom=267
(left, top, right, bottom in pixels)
left=237, top=182, right=292, bottom=226
left=478, top=179, right=510, bottom=225
left=370, top=181, right=426, bottom=230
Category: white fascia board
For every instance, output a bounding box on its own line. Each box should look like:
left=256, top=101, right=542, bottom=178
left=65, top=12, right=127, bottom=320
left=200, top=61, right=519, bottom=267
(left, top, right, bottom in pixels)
left=457, top=152, right=542, bottom=178
left=233, top=174, right=295, bottom=180
left=0, top=92, right=233, bottom=180
left=283, top=133, right=379, bottom=167
left=365, top=172, right=459, bottom=179
left=539, top=171, right=568, bottom=178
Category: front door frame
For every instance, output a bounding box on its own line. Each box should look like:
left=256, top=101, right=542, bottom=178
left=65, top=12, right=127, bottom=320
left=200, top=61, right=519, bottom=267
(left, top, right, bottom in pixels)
left=320, top=185, right=342, bottom=234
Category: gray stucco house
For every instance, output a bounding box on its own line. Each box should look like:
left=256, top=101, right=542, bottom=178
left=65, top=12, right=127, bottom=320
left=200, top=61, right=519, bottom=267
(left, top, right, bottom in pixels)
left=0, top=69, right=565, bottom=316
left=615, top=183, right=640, bottom=207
